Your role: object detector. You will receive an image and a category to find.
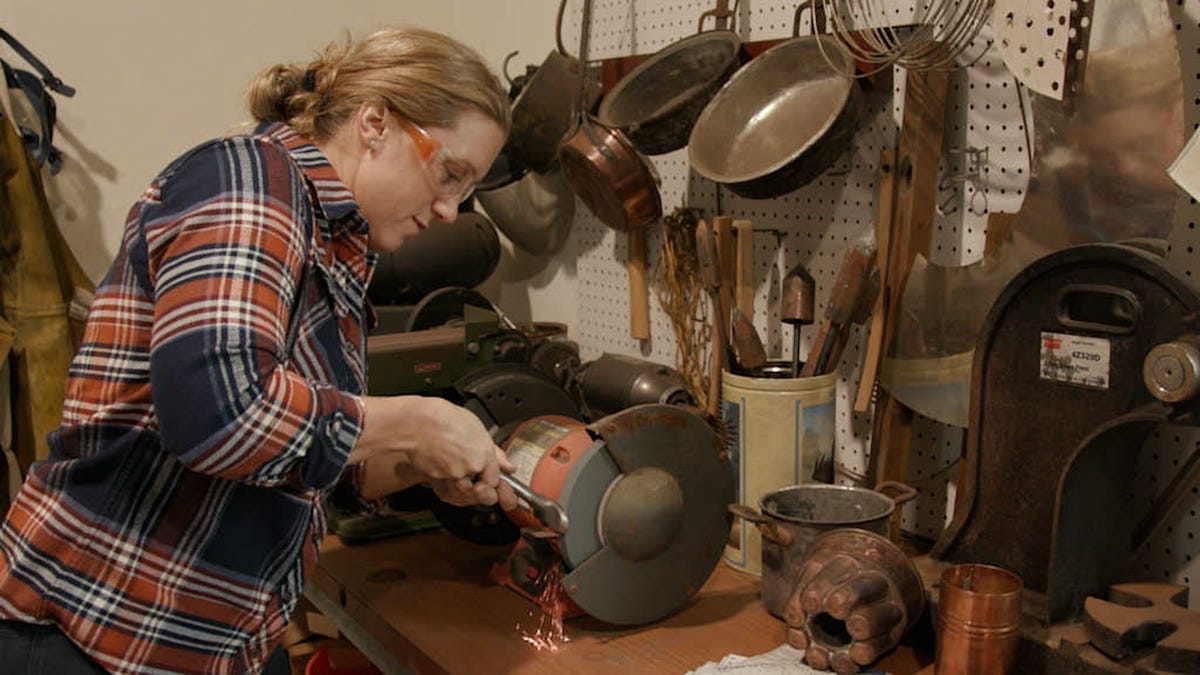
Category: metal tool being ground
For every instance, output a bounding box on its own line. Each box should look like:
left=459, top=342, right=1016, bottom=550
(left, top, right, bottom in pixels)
left=501, top=474, right=568, bottom=534
left=781, top=264, right=815, bottom=377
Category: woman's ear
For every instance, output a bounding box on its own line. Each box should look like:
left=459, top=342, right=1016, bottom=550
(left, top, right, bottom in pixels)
left=357, top=102, right=390, bottom=150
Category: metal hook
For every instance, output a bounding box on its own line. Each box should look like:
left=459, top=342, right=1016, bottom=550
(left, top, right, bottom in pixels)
left=947, top=145, right=988, bottom=182
left=966, top=184, right=990, bottom=217
left=937, top=145, right=990, bottom=216
left=756, top=228, right=786, bottom=252
left=501, top=51, right=520, bottom=87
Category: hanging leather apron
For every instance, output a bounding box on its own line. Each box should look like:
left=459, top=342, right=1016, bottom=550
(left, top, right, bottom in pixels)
left=0, top=106, right=93, bottom=497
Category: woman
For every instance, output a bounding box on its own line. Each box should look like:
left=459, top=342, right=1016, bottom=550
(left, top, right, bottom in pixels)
left=0, top=27, right=516, bottom=673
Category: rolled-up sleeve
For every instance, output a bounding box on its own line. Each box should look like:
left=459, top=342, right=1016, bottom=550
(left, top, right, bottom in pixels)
left=144, top=138, right=363, bottom=489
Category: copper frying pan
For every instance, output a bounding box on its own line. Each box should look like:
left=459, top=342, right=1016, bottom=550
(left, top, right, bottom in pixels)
left=558, top=0, right=663, bottom=339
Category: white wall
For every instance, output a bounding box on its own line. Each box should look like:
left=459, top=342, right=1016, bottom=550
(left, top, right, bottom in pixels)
left=1, top=0, right=577, bottom=327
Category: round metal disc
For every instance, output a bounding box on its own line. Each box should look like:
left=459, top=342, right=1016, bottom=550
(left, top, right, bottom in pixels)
left=561, top=404, right=735, bottom=625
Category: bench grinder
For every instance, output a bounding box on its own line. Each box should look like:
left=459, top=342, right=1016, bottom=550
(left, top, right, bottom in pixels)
left=490, top=403, right=735, bottom=625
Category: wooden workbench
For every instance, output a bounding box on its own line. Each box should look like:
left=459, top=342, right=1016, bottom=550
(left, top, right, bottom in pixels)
left=308, top=527, right=785, bottom=674
left=307, top=529, right=933, bottom=674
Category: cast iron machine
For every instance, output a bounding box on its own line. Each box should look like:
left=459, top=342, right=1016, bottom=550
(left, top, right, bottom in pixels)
left=929, top=242, right=1200, bottom=672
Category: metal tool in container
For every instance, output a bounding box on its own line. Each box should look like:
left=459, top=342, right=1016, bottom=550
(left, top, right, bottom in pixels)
left=730, top=306, right=767, bottom=373
left=781, top=264, right=815, bottom=377
left=697, top=219, right=728, bottom=412
left=801, top=235, right=878, bottom=377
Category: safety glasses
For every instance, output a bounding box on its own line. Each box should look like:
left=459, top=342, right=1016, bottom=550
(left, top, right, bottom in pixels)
left=392, top=112, right=476, bottom=205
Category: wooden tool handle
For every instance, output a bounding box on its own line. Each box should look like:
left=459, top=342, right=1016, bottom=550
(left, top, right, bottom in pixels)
left=733, top=219, right=755, bottom=319
left=713, top=216, right=734, bottom=342
left=627, top=227, right=649, bottom=340
left=800, top=320, right=834, bottom=377
left=854, top=149, right=897, bottom=414
left=696, top=220, right=725, bottom=416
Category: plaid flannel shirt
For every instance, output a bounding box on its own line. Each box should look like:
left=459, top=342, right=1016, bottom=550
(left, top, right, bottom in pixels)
left=0, top=122, right=374, bottom=673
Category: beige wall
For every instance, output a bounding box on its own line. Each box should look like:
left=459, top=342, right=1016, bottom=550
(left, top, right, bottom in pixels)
left=2, top=0, right=578, bottom=326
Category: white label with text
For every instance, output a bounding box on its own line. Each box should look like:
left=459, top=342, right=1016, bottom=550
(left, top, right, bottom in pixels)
left=1039, top=331, right=1110, bottom=389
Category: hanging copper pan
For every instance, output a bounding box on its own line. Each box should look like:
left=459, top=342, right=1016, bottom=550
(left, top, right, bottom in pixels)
left=558, top=0, right=662, bottom=339
left=558, top=122, right=661, bottom=233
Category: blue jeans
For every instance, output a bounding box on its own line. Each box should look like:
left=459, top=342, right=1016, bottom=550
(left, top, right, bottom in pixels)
left=0, top=620, right=291, bottom=674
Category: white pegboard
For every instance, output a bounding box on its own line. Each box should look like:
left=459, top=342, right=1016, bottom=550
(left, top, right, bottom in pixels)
left=564, top=0, right=1200, bottom=604
left=991, top=0, right=1075, bottom=100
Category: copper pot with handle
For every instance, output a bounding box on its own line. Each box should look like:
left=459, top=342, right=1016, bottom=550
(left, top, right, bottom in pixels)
left=558, top=0, right=662, bottom=339
left=728, top=481, right=918, bottom=619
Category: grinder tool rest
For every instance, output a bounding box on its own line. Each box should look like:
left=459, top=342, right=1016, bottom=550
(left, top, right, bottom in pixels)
left=493, top=404, right=735, bottom=625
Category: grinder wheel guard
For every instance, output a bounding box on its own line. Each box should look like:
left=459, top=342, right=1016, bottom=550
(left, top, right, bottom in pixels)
left=502, top=404, right=735, bottom=625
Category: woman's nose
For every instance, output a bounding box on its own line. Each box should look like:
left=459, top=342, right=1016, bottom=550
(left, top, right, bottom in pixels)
left=430, top=196, right=459, bottom=223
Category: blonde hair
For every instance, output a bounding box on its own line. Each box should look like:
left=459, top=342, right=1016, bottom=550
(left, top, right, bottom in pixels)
left=247, top=28, right=510, bottom=141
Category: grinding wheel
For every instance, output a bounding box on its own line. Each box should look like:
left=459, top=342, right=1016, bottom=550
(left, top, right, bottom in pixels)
left=502, top=404, right=735, bottom=625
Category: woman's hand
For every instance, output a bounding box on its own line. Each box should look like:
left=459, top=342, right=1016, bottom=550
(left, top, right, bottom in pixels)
left=430, top=446, right=519, bottom=510
left=351, top=396, right=516, bottom=507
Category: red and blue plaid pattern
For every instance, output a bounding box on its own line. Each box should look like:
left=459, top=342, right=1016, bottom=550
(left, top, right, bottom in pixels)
left=0, top=123, right=374, bottom=673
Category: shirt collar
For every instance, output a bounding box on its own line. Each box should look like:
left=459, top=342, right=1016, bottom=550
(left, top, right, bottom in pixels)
left=255, top=122, right=366, bottom=231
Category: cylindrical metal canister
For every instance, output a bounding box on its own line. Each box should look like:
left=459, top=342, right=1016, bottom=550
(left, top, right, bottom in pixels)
left=721, top=365, right=837, bottom=576
left=936, top=563, right=1023, bottom=675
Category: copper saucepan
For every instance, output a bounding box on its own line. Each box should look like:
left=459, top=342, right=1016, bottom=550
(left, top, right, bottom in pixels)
left=558, top=0, right=662, bottom=340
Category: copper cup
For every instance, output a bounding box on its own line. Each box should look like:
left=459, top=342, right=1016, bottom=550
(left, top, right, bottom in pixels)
left=935, top=564, right=1023, bottom=675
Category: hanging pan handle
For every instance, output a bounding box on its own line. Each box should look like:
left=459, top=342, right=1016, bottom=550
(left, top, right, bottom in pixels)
left=555, top=0, right=570, bottom=56
left=793, top=0, right=829, bottom=38
left=698, top=0, right=738, bottom=33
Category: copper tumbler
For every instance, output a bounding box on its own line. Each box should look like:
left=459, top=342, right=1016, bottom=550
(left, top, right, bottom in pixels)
left=935, top=564, right=1023, bottom=675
